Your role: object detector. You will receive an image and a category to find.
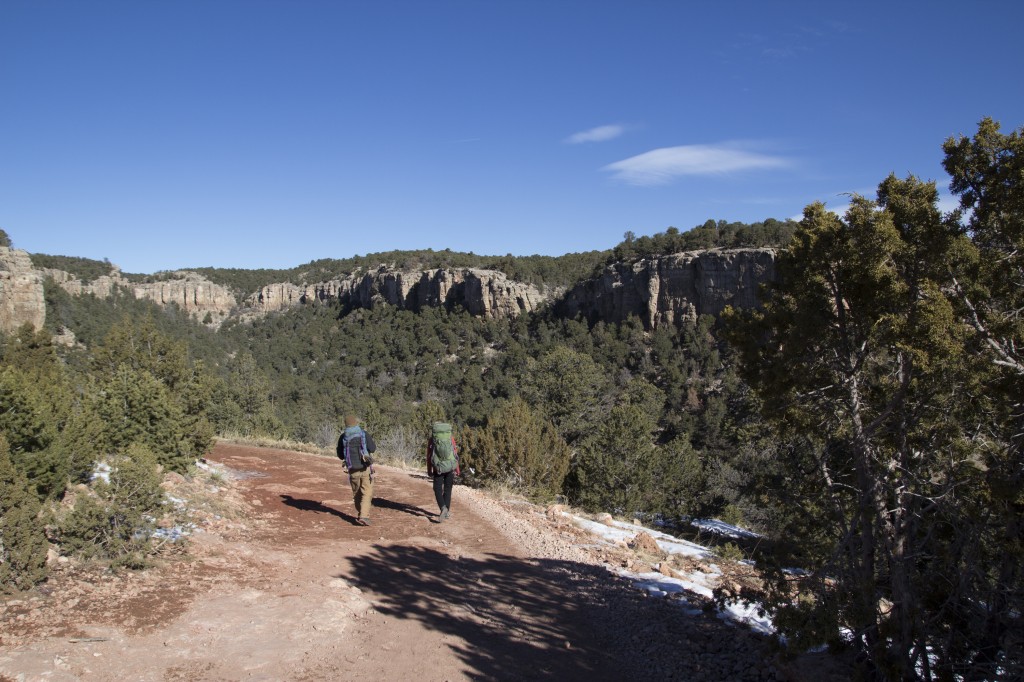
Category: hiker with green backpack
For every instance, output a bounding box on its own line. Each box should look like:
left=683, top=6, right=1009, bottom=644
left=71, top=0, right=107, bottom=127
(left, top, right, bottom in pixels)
left=427, top=421, right=460, bottom=522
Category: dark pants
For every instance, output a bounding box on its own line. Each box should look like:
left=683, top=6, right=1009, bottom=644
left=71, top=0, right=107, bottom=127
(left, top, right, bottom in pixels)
left=432, top=470, right=454, bottom=512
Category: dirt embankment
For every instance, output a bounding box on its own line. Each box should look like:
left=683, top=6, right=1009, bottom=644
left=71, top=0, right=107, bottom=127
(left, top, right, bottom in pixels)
left=0, top=442, right=834, bottom=681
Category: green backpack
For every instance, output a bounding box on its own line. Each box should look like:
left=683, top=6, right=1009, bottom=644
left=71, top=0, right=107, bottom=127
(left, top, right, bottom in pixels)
left=430, top=422, right=458, bottom=474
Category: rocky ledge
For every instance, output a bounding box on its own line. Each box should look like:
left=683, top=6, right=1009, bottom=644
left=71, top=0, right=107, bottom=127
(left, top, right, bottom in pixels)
left=559, top=248, right=776, bottom=329
left=245, top=266, right=549, bottom=320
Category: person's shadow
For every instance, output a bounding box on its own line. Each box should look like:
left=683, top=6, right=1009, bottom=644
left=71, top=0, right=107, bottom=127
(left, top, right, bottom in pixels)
left=372, top=497, right=433, bottom=519
left=280, top=494, right=361, bottom=525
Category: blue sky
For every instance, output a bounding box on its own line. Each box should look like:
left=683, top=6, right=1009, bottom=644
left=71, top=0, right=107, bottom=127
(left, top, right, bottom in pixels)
left=2, top=0, right=1022, bottom=274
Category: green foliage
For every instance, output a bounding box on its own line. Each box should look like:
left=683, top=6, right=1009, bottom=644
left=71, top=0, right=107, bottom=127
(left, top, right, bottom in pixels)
left=725, top=184, right=976, bottom=673
left=88, top=317, right=217, bottom=471
left=941, top=117, right=1024, bottom=681
left=223, top=352, right=284, bottom=438
left=0, top=437, right=49, bottom=591
left=460, top=397, right=571, bottom=500
left=0, top=228, right=11, bottom=247
left=520, top=345, right=611, bottom=444
left=92, top=316, right=192, bottom=389
left=58, top=444, right=165, bottom=568
left=711, top=542, right=744, bottom=562
left=0, top=326, right=96, bottom=498
left=724, top=129, right=1024, bottom=678
left=566, top=403, right=659, bottom=513
left=604, top=219, right=797, bottom=268
left=0, top=366, right=56, bottom=460
left=184, top=248, right=609, bottom=293
left=96, top=365, right=191, bottom=472
left=29, top=253, right=116, bottom=283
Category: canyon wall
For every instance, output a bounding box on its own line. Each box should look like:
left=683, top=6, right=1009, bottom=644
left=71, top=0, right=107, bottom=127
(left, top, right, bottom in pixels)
left=0, top=247, right=46, bottom=333
left=0, top=247, right=776, bottom=336
left=42, top=269, right=238, bottom=326
left=245, top=267, right=547, bottom=320
left=559, top=248, right=776, bottom=329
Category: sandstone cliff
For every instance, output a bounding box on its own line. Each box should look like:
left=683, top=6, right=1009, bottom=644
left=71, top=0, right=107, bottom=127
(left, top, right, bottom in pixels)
left=0, top=247, right=46, bottom=334
left=43, top=269, right=238, bottom=326
left=1, top=247, right=776, bottom=336
left=559, top=248, right=775, bottom=329
left=245, top=267, right=547, bottom=320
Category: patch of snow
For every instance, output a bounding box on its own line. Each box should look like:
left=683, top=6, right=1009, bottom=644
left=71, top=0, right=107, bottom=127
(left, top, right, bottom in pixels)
left=566, top=513, right=712, bottom=559
left=719, top=600, right=774, bottom=635
left=692, top=518, right=763, bottom=540
left=565, top=511, right=777, bottom=636
left=91, top=461, right=111, bottom=484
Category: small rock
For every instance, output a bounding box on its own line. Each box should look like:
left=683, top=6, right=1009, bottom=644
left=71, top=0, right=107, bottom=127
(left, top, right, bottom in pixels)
left=628, top=531, right=663, bottom=556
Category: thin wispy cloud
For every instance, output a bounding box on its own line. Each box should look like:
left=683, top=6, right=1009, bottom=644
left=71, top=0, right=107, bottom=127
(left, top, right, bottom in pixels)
left=565, top=124, right=625, bottom=144
left=604, top=143, right=792, bottom=186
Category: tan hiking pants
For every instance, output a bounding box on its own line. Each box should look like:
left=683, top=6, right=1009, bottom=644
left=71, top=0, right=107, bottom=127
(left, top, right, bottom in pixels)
left=349, top=468, right=373, bottom=519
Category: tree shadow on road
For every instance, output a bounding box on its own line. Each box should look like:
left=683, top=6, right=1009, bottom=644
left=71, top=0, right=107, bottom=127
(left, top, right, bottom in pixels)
left=279, top=495, right=361, bottom=525
left=344, top=545, right=634, bottom=681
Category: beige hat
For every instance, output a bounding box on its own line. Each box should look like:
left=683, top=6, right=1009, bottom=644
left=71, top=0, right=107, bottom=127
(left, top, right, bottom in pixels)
left=344, top=415, right=359, bottom=427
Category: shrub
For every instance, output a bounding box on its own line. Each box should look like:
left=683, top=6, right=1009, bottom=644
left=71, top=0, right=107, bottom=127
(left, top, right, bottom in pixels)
left=460, top=397, right=571, bottom=501
left=58, top=443, right=166, bottom=568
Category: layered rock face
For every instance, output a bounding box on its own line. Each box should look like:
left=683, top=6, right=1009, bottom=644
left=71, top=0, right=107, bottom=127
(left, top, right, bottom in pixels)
left=1, top=247, right=777, bottom=335
left=130, top=274, right=237, bottom=323
left=0, top=247, right=46, bottom=334
left=44, top=269, right=238, bottom=325
left=246, top=267, right=546, bottom=320
left=559, top=248, right=776, bottom=329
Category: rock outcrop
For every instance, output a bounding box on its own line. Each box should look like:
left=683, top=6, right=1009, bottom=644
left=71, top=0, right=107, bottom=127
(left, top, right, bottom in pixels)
left=0, top=247, right=777, bottom=335
left=245, top=267, right=547, bottom=320
left=0, top=247, right=46, bottom=334
left=559, top=248, right=776, bottom=329
left=44, top=269, right=238, bottom=326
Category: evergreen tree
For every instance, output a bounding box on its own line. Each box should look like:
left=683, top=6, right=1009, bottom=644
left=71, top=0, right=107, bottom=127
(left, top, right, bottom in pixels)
left=723, top=172, right=1001, bottom=679
left=461, top=397, right=570, bottom=500
left=226, top=352, right=283, bottom=437
left=0, top=436, right=49, bottom=591
left=520, top=345, right=611, bottom=444
left=58, top=443, right=165, bottom=568
left=96, top=365, right=190, bottom=473
left=941, top=118, right=1024, bottom=679
left=567, top=403, right=659, bottom=514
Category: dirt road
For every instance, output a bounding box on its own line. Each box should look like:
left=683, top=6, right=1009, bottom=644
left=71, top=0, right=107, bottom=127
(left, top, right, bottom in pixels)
left=0, top=442, right=785, bottom=681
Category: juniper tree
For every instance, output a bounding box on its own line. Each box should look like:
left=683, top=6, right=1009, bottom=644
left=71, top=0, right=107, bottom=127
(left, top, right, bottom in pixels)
left=0, top=436, right=49, bottom=591
left=460, top=396, right=570, bottom=500
left=942, top=118, right=1024, bottom=679
left=520, top=345, right=611, bottom=445
left=724, top=174, right=981, bottom=680
left=567, top=402, right=659, bottom=514
left=58, top=443, right=165, bottom=569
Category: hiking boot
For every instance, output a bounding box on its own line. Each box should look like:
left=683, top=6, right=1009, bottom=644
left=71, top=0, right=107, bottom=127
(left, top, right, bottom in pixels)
left=438, top=506, right=447, bottom=523
left=442, top=507, right=451, bottom=520
left=358, top=517, right=371, bottom=526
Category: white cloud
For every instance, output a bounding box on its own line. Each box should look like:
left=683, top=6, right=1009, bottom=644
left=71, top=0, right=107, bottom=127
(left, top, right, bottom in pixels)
left=604, top=143, right=791, bottom=186
left=565, top=124, right=625, bottom=144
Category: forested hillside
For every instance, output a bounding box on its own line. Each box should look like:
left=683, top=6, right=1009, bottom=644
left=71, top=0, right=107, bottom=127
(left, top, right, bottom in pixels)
left=2, top=119, right=1022, bottom=680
